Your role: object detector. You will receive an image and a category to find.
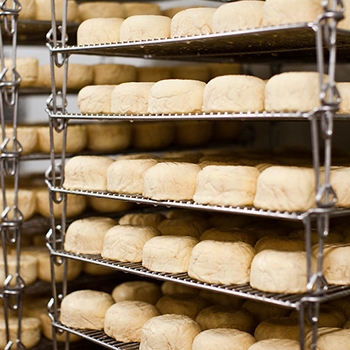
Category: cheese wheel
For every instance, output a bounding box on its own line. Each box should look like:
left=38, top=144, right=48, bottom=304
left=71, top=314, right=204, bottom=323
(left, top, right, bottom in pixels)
left=0, top=254, right=37, bottom=287
left=193, top=165, right=260, bottom=207
left=140, top=314, right=201, bottom=350
left=78, top=2, right=124, bottom=21
left=253, top=166, right=316, bottom=212
left=306, top=327, right=350, bottom=350
left=63, top=155, right=114, bottom=191
left=36, top=124, right=88, bottom=153
left=87, top=197, right=133, bottom=214
left=212, top=1, right=264, bottom=32
left=262, top=0, right=323, bottom=26
left=122, top=2, right=161, bottom=17
left=93, top=63, right=137, bottom=85
left=60, top=290, right=114, bottom=330
left=85, top=122, right=131, bottom=152
left=0, top=188, right=36, bottom=221
left=142, top=235, right=198, bottom=273
left=250, top=250, right=316, bottom=293
left=171, top=8, right=216, bottom=37
left=137, top=66, right=173, bottom=82
left=162, top=6, right=191, bottom=19
left=156, top=293, right=209, bottom=319
left=254, top=317, right=312, bottom=342
left=157, top=218, right=206, bottom=239
left=120, top=15, right=171, bottom=41
left=104, top=301, right=161, bottom=342
left=254, top=236, right=305, bottom=253
left=248, top=339, right=300, bottom=350
left=77, top=18, right=124, bottom=45
left=118, top=212, right=165, bottom=228
left=35, top=0, right=78, bottom=21
left=148, top=79, right=206, bottom=114
left=188, top=240, right=255, bottom=285
left=143, top=162, right=201, bottom=201
left=78, top=85, right=116, bottom=114
left=0, top=317, right=41, bottom=349
left=193, top=328, right=256, bottom=350
left=242, top=299, right=291, bottom=323
left=196, top=305, right=256, bottom=334
left=111, top=82, right=155, bottom=114
left=107, top=158, right=158, bottom=195
left=64, top=216, right=117, bottom=254
left=131, top=121, right=175, bottom=149
left=5, top=125, right=38, bottom=155
left=101, top=224, right=160, bottom=262
left=200, top=227, right=257, bottom=246
left=112, top=281, right=162, bottom=304
left=265, top=72, right=321, bottom=112
left=4, top=57, right=38, bottom=88
left=202, top=75, right=265, bottom=113
left=320, top=243, right=350, bottom=285
left=330, top=166, right=350, bottom=207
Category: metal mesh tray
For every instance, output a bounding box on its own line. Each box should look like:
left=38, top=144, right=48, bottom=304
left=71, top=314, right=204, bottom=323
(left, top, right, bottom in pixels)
left=48, top=24, right=350, bottom=62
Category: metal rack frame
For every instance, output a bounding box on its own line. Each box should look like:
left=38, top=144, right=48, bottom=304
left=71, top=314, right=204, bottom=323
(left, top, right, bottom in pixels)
left=45, top=1, right=349, bottom=350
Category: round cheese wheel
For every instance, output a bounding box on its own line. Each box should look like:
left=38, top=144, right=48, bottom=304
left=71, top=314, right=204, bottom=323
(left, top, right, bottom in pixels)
left=248, top=339, right=300, bottom=350
left=77, top=18, right=124, bottom=45
left=254, top=317, right=311, bottom=342
left=162, top=6, right=191, bottom=19
left=143, top=162, right=201, bottom=201
left=107, top=158, right=158, bottom=195
left=193, top=165, right=260, bottom=207
left=104, top=301, right=161, bottom=342
left=253, top=166, right=316, bottom=212
left=192, top=328, right=256, bottom=350
left=142, top=235, right=198, bottom=273
left=93, top=63, right=137, bottom=85
left=200, top=227, right=257, bottom=246
left=63, top=155, right=114, bottom=191
left=122, top=2, right=161, bottom=17
left=254, top=236, right=305, bottom=253
left=262, top=0, right=323, bottom=26
left=64, top=216, right=117, bottom=254
left=87, top=197, right=133, bottom=214
left=36, top=124, right=87, bottom=153
left=131, top=121, right=175, bottom=149
left=156, top=293, right=209, bottom=319
left=4, top=57, right=38, bottom=88
left=202, top=75, right=265, bottom=113
left=0, top=316, right=41, bottom=349
left=111, top=82, right=155, bottom=114
left=140, top=314, right=201, bottom=350
left=60, top=290, right=114, bottom=330
left=118, top=212, right=165, bottom=228
left=78, top=2, right=124, bottom=21
left=85, top=122, right=131, bottom=152
left=306, top=327, right=350, bottom=350
left=188, top=240, right=255, bottom=285
left=120, top=15, right=171, bottom=41
left=148, top=79, right=206, bottom=114
left=330, top=166, right=350, bottom=207
left=195, top=305, right=256, bottom=334
left=5, top=125, right=38, bottom=155
left=171, top=8, right=216, bottom=37
left=250, top=249, right=316, bottom=293
left=35, top=0, right=78, bottom=21
left=242, top=299, right=291, bottom=323
left=157, top=218, right=206, bottom=239
left=101, top=224, right=161, bottom=262
left=112, top=281, right=162, bottom=304
left=137, top=66, right=173, bottom=82
left=78, top=85, right=116, bottom=114
left=265, top=72, right=321, bottom=112
left=212, top=1, right=264, bottom=32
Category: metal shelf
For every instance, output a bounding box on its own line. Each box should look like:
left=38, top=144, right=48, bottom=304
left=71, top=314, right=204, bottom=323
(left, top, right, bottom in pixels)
left=47, top=24, right=350, bottom=63
left=48, top=185, right=350, bottom=222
